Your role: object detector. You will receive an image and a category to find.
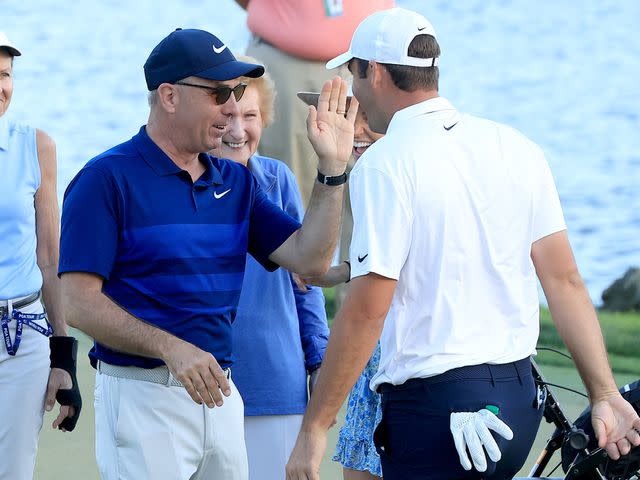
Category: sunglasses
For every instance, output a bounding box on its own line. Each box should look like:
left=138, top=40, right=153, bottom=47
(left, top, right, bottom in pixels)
left=174, top=81, right=247, bottom=105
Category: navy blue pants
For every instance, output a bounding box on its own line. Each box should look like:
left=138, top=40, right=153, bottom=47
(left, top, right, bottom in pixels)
left=374, top=358, right=543, bottom=480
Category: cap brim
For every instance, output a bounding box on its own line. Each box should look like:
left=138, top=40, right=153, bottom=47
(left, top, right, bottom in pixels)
left=297, top=91, right=353, bottom=110
left=0, top=45, right=21, bottom=56
left=196, top=60, right=264, bottom=82
left=326, top=51, right=353, bottom=70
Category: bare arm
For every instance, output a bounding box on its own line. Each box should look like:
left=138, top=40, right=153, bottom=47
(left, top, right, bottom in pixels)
left=270, top=78, right=358, bottom=276
left=301, top=261, right=350, bottom=288
left=35, top=130, right=65, bottom=336
left=533, top=230, right=640, bottom=457
left=286, top=273, right=396, bottom=479
left=533, top=230, right=616, bottom=398
left=61, top=272, right=231, bottom=408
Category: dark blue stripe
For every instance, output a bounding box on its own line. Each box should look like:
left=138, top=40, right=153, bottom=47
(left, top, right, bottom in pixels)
left=112, top=255, right=246, bottom=278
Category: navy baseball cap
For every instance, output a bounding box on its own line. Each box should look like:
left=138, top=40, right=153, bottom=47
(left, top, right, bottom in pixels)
left=144, top=28, right=265, bottom=91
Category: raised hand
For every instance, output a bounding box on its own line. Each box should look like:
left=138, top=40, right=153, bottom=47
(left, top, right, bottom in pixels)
left=306, top=77, right=359, bottom=176
left=162, top=338, right=231, bottom=408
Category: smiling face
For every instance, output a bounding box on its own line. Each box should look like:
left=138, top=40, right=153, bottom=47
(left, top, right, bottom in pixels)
left=216, top=84, right=263, bottom=166
left=0, top=50, right=14, bottom=118
left=353, top=107, right=384, bottom=161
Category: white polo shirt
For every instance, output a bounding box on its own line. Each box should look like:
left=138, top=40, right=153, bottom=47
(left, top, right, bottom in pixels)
left=348, top=97, right=566, bottom=390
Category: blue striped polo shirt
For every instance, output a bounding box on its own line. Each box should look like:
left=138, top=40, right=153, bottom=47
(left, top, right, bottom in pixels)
left=59, top=126, right=300, bottom=369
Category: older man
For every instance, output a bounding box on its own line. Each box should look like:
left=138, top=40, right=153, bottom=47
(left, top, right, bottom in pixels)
left=286, top=8, right=640, bottom=480
left=59, top=28, right=356, bottom=480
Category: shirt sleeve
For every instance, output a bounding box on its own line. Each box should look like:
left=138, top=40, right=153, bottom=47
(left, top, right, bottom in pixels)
left=247, top=177, right=301, bottom=272
left=348, top=164, right=413, bottom=281
left=59, top=166, right=120, bottom=279
left=278, top=164, right=329, bottom=371
left=532, top=150, right=567, bottom=242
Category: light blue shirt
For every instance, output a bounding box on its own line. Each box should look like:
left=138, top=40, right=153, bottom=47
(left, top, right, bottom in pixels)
left=232, top=155, right=329, bottom=415
left=0, top=116, right=42, bottom=299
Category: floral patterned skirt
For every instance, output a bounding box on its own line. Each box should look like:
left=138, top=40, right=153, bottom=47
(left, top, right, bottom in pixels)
left=332, top=343, right=382, bottom=477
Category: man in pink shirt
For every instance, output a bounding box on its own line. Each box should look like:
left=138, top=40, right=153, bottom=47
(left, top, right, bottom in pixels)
left=236, top=0, right=394, bottom=206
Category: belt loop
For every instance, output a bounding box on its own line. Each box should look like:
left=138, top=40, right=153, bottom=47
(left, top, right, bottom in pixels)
left=488, top=364, right=495, bottom=387
left=515, top=360, right=524, bottom=385
left=166, top=370, right=175, bottom=387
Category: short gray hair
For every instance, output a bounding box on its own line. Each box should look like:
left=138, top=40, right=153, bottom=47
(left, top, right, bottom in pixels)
left=147, top=89, right=159, bottom=107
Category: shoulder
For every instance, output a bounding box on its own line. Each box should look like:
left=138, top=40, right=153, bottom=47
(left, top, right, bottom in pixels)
left=470, top=115, right=542, bottom=152
left=35, top=129, right=56, bottom=156
left=84, top=139, right=139, bottom=174
left=255, top=154, right=296, bottom=181
left=35, top=129, right=56, bottom=173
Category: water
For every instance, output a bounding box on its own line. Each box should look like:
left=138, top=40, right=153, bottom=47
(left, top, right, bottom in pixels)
left=3, top=0, right=639, bottom=302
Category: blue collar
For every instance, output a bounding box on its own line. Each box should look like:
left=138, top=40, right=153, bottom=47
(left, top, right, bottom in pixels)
left=247, top=155, right=277, bottom=193
left=132, top=126, right=223, bottom=185
left=0, top=116, right=10, bottom=152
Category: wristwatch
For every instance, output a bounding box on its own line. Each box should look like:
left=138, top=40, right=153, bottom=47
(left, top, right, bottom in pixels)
left=317, top=169, right=348, bottom=186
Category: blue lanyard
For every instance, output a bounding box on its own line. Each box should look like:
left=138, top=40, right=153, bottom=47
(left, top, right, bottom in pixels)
left=1, top=309, right=52, bottom=356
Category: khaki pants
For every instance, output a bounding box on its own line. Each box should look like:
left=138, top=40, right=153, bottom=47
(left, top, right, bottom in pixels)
left=246, top=36, right=349, bottom=207
left=95, top=373, right=247, bottom=480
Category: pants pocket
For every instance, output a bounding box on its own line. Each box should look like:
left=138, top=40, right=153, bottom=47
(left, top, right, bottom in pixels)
left=373, top=393, right=388, bottom=458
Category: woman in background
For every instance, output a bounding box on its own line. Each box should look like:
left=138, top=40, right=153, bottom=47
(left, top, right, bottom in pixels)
left=0, top=31, right=81, bottom=480
left=216, top=56, right=329, bottom=480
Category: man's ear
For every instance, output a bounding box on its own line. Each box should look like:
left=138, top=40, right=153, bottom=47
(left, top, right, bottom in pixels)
left=369, top=61, right=383, bottom=88
left=157, top=83, right=178, bottom=113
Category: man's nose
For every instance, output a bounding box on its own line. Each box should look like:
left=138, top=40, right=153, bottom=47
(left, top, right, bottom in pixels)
left=220, top=94, right=240, bottom=116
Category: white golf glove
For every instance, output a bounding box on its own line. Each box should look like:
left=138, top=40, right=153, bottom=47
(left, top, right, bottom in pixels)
left=450, top=408, right=514, bottom=472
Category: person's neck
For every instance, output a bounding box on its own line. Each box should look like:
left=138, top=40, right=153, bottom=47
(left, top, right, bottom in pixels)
left=390, top=89, right=439, bottom=114
left=146, top=119, right=205, bottom=182
left=380, top=89, right=439, bottom=130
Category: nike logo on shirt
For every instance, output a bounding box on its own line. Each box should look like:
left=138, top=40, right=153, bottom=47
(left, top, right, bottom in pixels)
left=444, top=122, right=458, bottom=131
left=358, top=254, right=368, bottom=263
left=213, top=188, right=231, bottom=199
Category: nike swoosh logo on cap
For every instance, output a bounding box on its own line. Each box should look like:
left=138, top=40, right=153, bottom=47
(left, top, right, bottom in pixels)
left=418, top=27, right=427, bottom=31
left=213, top=188, right=231, bottom=199
left=212, top=43, right=227, bottom=54
left=444, top=122, right=458, bottom=131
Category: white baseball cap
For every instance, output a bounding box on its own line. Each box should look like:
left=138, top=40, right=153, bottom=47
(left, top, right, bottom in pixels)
left=0, top=31, right=21, bottom=56
left=326, top=8, right=438, bottom=70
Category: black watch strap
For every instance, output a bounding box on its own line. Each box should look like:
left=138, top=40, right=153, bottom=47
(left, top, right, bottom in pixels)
left=317, top=170, right=347, bottom=186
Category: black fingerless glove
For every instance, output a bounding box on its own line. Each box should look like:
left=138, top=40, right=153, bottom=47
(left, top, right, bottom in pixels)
left=49, top=336, right=82, bottom=431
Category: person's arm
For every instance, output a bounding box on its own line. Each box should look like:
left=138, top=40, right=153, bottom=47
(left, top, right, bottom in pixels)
left=34, top=129, right=83, bottom=430
left=61, top=272, right=231, bottom=408
left=533, top=230, right=640, bottom=459
left=300, top=261, right=350, bottom=288
left=34, top=130, right=64, bottom=336
left=292, top=277, right=328, bottom=373
left=286, top=273, right=396, bottom=479
left=269, top=78, right=358, bottom=276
